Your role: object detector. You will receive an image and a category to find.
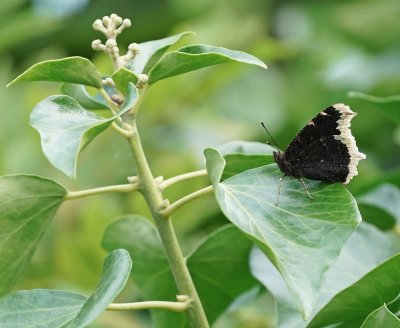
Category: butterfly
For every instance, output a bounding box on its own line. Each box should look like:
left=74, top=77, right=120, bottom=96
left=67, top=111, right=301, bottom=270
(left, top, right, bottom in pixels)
left=264, top=104, right=366, bottom=205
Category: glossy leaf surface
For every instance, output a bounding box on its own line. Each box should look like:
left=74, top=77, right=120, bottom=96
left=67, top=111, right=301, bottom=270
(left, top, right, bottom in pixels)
left=126, top=32, right=194, bottom=74
left=148, top=44, right=267, bottom=84
left=8, top=56, right=102, bottom=88
left=205, top=148, right=361, bottom=318
left=0, top=175, right=66, bottom=296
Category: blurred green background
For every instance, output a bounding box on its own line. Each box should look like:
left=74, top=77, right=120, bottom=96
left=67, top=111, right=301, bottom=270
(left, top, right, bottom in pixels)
left=1, top=0, right=399, bottom=327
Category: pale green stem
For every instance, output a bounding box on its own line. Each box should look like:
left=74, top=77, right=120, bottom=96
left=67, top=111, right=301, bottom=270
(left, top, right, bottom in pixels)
left=127, top=121, right=210, bottom=328
left=160, top=185, right=214, bottom=217
left=65, top=182, right=138, bottom=200
left=99, top=88, right=124, bottom=124
left=107, top=297, right=191, bottom=312
left=161, top=169, right=208, bottom=190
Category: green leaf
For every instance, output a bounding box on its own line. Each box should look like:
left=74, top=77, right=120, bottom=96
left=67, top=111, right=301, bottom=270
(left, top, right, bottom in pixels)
left=66, top=249, right=132, bottom=328
left=127, top=32, right=194, bottom=75
left=102, top=217, right=258, bottom=328
left=361, top=304, right=400, bottom=328
left=308, top=253, right=400, bottom=328
left=30, top=95, right=113, bottom=179
left=30, top=87, right=138, bottom=178
left=251, top=222, right=400, bottom=328
left=112, top=66, right=139, bottom=95
left=0, top=290, right=87, bottom=327
left=148, top=44, right=267, bottom=84
left=205, top=148, right=361, bottom=319
left=102, top=216, right=184, bottom=328
left=358, top=183, right=400, bottom=227
left=7, top=56, right=102, bottom=88
left=218, top=141, right=274, bottom=179
left=0, top=175, right=66, bottom=296
left=0, top=249, right=131, bottom=328
left=61, top=83, right=109, bottom=110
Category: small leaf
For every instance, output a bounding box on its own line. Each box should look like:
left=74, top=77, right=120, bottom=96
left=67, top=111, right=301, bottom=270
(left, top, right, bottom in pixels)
left=361, top=304, right=400, bottom=328
left=251, top=222, right=400, bottom=328
left=61, top=83, right=109, bottom=110
left=66, top=249, right=132, bottom=328
left=0, top=249, right=131, bottom=328
left=218, top=141, right=274, bottom=179
left=102, top=217, right=258, bottom=327
left=30, top=95, right=113, bottom=179
left=148, top=44, right=267, bottom=84
left=308, top=254, right=400, bottom=328
left=0, top=290, right=87, bottom=327
left=8, top=56, right=102, bottom=88
left=205, top=148, right=361, bottom=318
left=127, top=32, right=194, bottom=75
left=0, top=175, right=66, bottom=296
left=112, top=66, right=139, bottom=95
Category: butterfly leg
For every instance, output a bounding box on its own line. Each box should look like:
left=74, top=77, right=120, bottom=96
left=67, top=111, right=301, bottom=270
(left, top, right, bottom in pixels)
left=275, top=174, right=286, bottom=206
left=300, top=178, right=314, bottom=200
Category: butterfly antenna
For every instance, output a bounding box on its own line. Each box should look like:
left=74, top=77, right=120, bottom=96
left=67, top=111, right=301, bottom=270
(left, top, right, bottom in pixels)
left=260, top=121, right=280, bottom=152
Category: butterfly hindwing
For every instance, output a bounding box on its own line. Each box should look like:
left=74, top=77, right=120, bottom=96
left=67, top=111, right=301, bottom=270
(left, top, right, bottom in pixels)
left=274, top=104, right=365, bottom=184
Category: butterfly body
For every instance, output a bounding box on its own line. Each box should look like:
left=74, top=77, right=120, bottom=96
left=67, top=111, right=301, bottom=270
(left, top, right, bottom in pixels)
left=274, top=104, right=365, bottom=184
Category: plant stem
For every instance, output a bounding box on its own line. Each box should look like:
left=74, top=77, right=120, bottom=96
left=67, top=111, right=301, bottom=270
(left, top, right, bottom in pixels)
left=161, top=185, right=214, bottom=217
left=65, top=182, right=138, bottom=200
left=161, top=169, right=208, bottom=190
left=127, top=122, right=210, bottom=328
left=107, top=298, right=191, bottom=312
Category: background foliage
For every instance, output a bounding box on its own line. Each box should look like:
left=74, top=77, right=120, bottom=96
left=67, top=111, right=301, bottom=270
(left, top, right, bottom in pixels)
left=1, top=0, right=399, bottom=327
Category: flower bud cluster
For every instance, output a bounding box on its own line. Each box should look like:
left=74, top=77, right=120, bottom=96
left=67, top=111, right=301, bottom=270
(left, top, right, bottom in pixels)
left=91, top=14, right=140, bottom=69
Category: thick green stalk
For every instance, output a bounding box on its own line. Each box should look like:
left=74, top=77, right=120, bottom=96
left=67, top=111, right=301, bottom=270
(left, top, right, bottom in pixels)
left=127, top=122, right=210, bottom=328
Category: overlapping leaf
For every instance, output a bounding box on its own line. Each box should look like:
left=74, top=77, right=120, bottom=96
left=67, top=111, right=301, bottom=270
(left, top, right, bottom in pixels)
left=112, top=66, right=139, bottom=95
left=61, top=83, right=109, bottom=110
left=30, top=84, right=138, bottom=178
left=7, top=56, right=102, bottom=88
left=126, top=32, right=194, bottom=74
left=217, top=140, right=274, bottom=179
left=205, top=147, right=361, bottom=318
left=361, top=304, right=400, bottom=328
left=148, top=44, right=267, bottom=84
left=102, top=216, right=257, bottom=328
left=0, top=175, right=66, bottom=296
left=0, top=249, right=132, bottom=328
left=250, top=222, right=400, bottom=328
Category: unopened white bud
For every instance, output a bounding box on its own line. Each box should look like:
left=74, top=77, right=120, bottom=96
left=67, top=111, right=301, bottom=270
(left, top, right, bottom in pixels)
left=92, top=39, right=105, bottom=51
left=102, top=16, right=111, bottom=26
left=128, top=43, right=140, bottom=55
left=105, top=39, right=117, bottom=48
left=122, top=18, right=131, bottom=28
left=136, top=74, right=149, bottom=88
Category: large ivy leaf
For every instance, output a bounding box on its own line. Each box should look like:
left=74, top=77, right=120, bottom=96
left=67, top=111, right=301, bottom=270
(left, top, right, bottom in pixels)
left=102, top=216, right=258, bottom=328
left=7, top=57, right=102, bottom=88
left=66, top=249, right=132, bottom=327
left=361, top=304, right=400, bottom=328
left=0, top=290, right=86, bottom=327
left=204, top=148, right=361, bottom=319
left=30, top=85, right=138, bottom=178
left=61, top=83, right=109, bottom=110
left=250, top=222, right=400, bottom=328
left=0, top=175, right=66, bottom=296
left=218, top=140, right=274, bottom=179
left=148, top=44, right=267, bottom=84
left=126, top=32, right=194, bottom=75
left=0, top=249, right=132, bottom=328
